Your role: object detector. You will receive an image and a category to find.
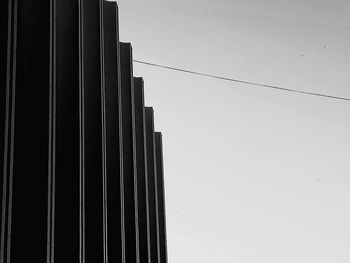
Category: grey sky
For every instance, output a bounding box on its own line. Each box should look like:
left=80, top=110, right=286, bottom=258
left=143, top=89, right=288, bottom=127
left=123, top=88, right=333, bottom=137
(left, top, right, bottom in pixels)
left=114, top=0, right=350, bottom=262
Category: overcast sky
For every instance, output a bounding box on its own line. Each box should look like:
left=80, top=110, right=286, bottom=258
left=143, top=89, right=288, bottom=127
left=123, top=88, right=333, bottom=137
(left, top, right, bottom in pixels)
left=115, top=1, right=350, bottom=262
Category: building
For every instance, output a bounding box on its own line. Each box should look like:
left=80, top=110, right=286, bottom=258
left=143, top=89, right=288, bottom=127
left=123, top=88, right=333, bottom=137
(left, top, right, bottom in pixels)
left=0, top=0, right=167, bottom=262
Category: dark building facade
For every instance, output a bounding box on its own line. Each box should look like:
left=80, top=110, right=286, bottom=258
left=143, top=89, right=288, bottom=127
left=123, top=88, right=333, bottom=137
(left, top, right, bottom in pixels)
left=0, top=1, right=167, bottom=262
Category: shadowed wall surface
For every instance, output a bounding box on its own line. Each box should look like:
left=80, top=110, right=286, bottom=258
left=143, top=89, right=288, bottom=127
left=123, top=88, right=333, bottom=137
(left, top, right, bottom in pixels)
left=0, top=1, right=168, bottom=262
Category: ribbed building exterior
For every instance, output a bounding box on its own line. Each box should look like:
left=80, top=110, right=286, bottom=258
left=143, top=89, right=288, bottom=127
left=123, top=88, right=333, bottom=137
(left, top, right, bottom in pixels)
left=0, top=1, right=167, bottom=262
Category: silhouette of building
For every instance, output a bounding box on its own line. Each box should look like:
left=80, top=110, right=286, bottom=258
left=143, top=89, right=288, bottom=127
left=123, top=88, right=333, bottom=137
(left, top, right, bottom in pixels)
left=0, top=1, right=167, bottom=262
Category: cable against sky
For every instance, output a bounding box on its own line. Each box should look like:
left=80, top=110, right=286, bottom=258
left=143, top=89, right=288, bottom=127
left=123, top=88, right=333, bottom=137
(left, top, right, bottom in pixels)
left=133, top=59, right=350, bottom=102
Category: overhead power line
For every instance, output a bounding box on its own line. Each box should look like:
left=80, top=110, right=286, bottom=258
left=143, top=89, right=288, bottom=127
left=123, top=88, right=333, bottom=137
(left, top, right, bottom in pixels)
left=133, top=59, right=350, bottom=102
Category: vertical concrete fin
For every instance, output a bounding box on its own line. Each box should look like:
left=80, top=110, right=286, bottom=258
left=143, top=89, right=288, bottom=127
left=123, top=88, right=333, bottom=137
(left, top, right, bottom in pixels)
left=6, top=0, right=51, bottom=261
left=155, top=132, right=168, bottom=263
left=133, top=78, right=151, bottom=263
left=120, top=42, right=139, bottom=263
left=103, top=1, right=123, bottom=263
left=145, top=107, right=160, bottom=263
left=79, top=0, right=105, bottom=262
left=53, top=0, right=80, bottom=262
